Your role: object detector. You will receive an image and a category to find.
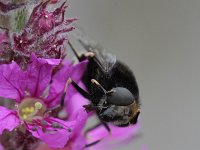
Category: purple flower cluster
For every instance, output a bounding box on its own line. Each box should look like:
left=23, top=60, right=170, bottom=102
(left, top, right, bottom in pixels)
left=0, top=0, right=76, bottom=69
left=0, top=1, right=141, bottom=150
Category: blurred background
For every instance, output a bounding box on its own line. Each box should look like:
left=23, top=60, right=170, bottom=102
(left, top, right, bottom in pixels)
left=68, top=0, right=200, bottom=150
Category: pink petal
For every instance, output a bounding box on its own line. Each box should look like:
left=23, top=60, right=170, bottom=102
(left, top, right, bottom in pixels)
left=29, top=118, right=76, bottom=148
left=0, top=62, right=26, bottom=102
left=25, top=54, right=60, bottom=97
left=66, top=89, right=88, bottom=120
left=35, top=113, right=87, bottom=150
left=72, top=108, right=88, bottom=137
left=70, top=135, right=86, bottom=150
left=46, top=60, right=72, bottom=106
left=0, top=144, right=3, bottom=150
left=0, top=106, right=20, bottom=134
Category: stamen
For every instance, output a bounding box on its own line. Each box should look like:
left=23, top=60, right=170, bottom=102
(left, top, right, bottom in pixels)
left=18, top=98, right=46, bottom=122
left=30, top=107, right=34, bottom=113
left=31, top=127, right=38, bottom=131
left=41, top=120, right=48, bottom=125
left=35, top=102, right=43, bottom=110
left=22, top=114, right=28, bottom=120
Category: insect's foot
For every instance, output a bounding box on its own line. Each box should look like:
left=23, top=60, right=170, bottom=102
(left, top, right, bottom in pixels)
left=83, top=52, right=95, bottom=58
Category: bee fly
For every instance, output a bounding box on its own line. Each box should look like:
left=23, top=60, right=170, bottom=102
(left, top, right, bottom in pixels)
left=67, top=33, right=141, bottom=131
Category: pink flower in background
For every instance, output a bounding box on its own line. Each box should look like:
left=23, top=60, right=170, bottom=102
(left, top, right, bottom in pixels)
left=0, top=55, right=88, bottom=148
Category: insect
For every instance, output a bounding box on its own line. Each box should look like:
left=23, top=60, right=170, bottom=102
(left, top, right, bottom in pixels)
left=68, top=31, right=141, bottom=130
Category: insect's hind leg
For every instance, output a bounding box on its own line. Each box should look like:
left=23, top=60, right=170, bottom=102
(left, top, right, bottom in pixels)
left=83, top=124, right=103, bottom=149
left=82, top=122, right=111, bottom=149
left=83, top=140, right=101, bottom=149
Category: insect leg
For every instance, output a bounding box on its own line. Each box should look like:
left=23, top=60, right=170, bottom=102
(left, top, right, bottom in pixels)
left=82, top=122, right=111, bottom=149
left=44, top=79, right=71, bottom=115
left=68, top=41, right=95, bottom=62
left=68, top=41, right=82, bottom=61
left=83, top=140, right=102, bottom=149
left=85, top=123, right=101, bottom=134
left=68, top=78, right=91, bottom=100
left=83, top=123, right=106, bottom=149
left=101, top=121, right=111, bottom=133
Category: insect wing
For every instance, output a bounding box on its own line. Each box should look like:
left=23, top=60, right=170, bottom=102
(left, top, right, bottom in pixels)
left=72, top=28, right=116, bottom=72
left=94, top=50, right=116, bottom=72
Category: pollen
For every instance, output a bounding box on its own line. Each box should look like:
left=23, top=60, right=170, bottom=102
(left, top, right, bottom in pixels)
left=18, top=98, right=46, bottom=122
left=22, top=114, right=28, bottom=120
left=35, top=102, right=43, bottom=110
left=21, top=107, right=35, bottom=114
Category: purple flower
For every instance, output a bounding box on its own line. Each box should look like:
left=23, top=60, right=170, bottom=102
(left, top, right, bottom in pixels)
left=0, top=1, right=76, bottom=69
left=0, top=55, right=88, bottom=148
left=35, top=82, right=89, bottom=150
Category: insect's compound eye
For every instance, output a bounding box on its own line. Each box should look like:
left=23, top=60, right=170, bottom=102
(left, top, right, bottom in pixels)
left=106, top=87, right=135, bottom=106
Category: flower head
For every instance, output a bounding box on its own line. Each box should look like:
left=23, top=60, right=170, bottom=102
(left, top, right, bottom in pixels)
left=0, top=55, right=88, bottom=149
left=0, top=1, right=76, bottom=69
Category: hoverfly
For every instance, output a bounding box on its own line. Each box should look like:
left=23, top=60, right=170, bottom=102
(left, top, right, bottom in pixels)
left=68, top=30, right=141, bottom=131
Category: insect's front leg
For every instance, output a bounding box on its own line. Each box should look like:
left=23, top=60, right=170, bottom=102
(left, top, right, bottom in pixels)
left=68, top=78, right=91, bottom=99
left=44, top=79, right=71, bottom=118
